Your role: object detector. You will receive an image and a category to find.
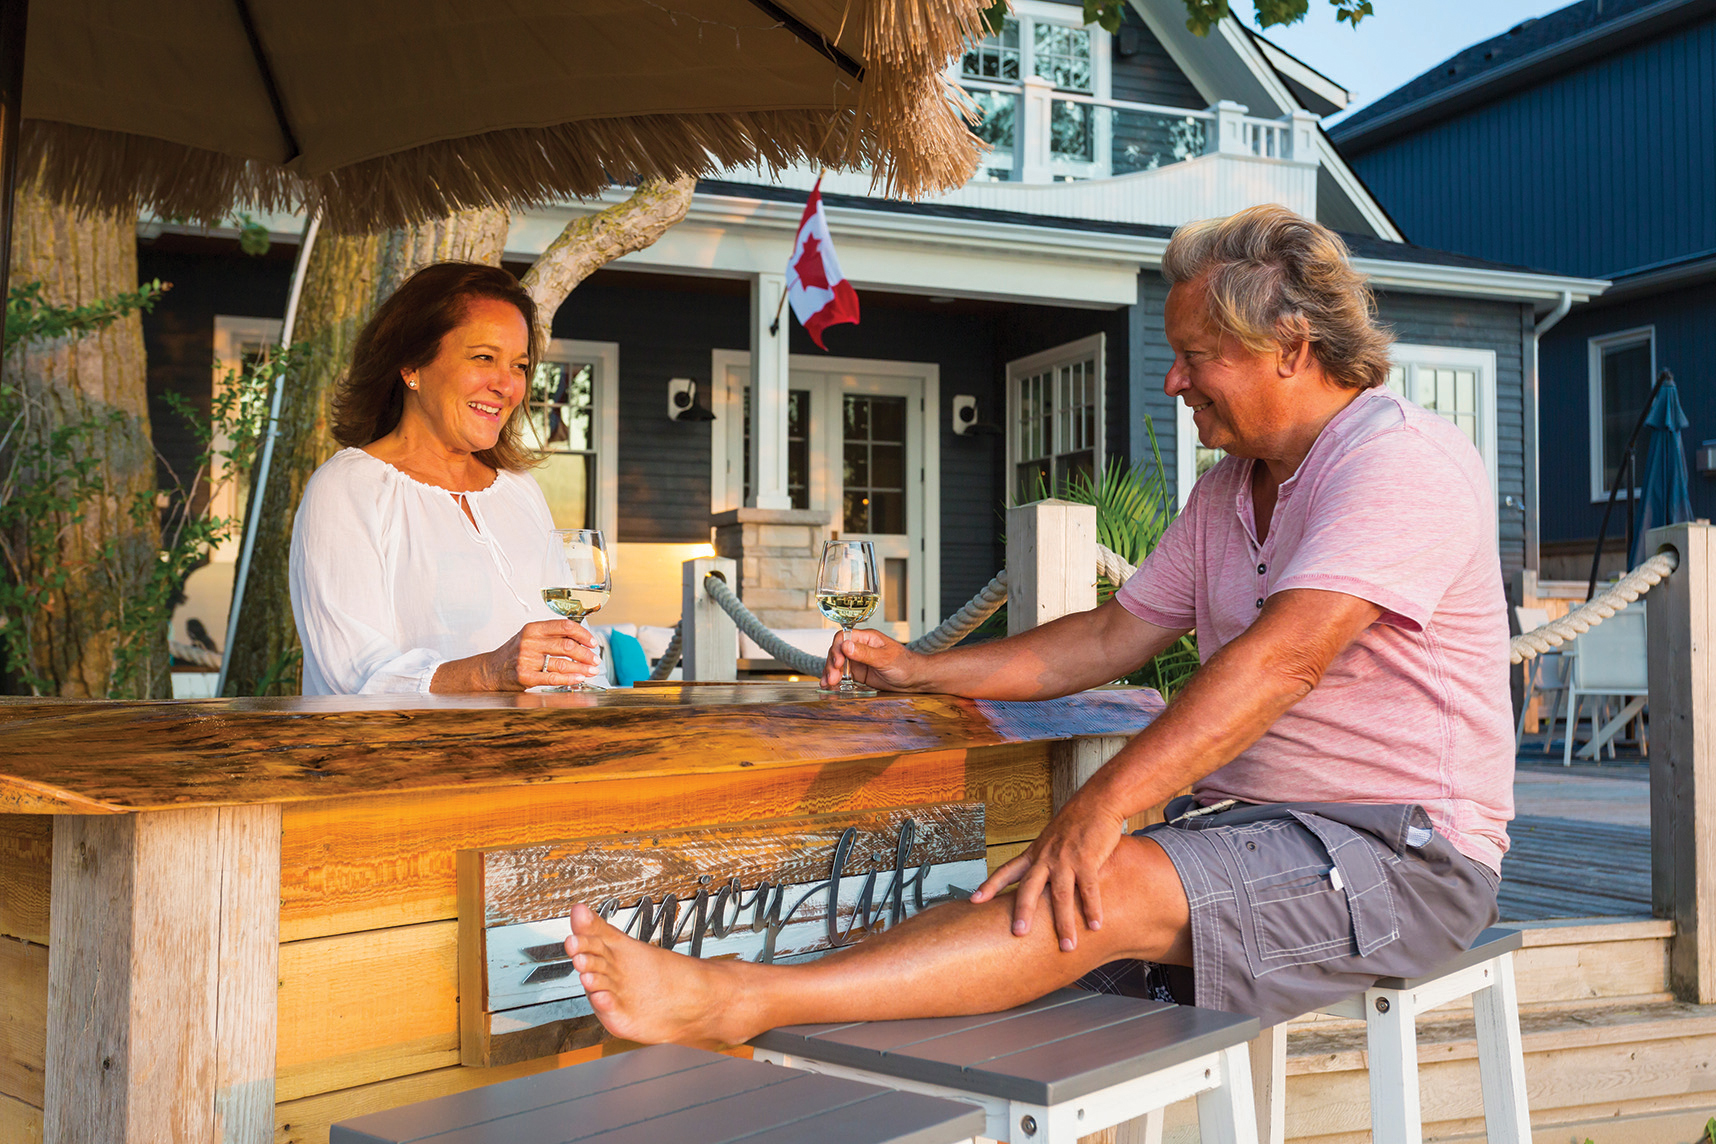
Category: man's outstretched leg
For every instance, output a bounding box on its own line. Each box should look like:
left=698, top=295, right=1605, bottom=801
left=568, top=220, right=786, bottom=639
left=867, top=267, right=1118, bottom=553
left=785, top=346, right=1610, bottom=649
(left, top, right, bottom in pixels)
left=562, top=833, right=1190, bottom=1047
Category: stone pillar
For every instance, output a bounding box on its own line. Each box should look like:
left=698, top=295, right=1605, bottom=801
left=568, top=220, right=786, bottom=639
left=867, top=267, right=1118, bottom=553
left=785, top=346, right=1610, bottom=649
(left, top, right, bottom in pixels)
left=749, top=272, right=792, bottom=510
left=712, top=508, right=836, bottom=631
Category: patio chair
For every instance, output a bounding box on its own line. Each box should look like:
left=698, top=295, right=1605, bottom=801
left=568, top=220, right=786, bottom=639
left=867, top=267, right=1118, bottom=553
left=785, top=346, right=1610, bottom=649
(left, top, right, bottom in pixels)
left=1512, top=606, right=1568, bottom=753
left=1559, top=601, right=1649, bottom=766
left=752, top=990, right=1261, bottom=1143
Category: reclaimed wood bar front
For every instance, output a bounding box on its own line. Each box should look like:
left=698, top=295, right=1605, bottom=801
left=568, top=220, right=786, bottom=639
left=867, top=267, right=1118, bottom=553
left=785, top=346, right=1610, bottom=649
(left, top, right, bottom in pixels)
left=0, top=683, right=1164, bottom=1144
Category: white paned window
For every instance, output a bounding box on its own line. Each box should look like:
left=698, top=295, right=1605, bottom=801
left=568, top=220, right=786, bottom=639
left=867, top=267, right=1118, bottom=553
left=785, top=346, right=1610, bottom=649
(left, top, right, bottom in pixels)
left=1587, top=327, right=1655, bottom=502
left=1386, top=343, right=1498, bottom=492
left=523, top=339, right=618, bottom=538
left=1007, top=333, right=1105, bottom=502
left=956, top=2, right=1111, bottom=181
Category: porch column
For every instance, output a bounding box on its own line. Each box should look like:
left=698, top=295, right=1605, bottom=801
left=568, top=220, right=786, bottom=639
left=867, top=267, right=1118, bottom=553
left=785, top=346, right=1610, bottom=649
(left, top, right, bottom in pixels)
left=1018, top=75, right=1054, bottom=185
left=1647, top=522, right=1716, bottom=1002
left=749, top=272, right=793, bottom=510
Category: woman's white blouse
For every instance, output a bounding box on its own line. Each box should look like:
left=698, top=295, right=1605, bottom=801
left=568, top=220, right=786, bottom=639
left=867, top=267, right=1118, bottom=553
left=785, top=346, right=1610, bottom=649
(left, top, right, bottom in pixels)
left=289, top=448, right=559, bottom=695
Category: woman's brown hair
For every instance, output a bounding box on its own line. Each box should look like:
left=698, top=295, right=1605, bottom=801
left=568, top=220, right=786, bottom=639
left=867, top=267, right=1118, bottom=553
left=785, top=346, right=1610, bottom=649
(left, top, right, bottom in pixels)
left=331, top=262, right=542, bottom=471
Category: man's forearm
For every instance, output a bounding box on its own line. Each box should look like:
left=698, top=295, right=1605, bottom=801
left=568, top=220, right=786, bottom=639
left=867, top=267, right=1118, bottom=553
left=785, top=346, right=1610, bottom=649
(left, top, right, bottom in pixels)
left=907, top=601, right=1183, bottom=701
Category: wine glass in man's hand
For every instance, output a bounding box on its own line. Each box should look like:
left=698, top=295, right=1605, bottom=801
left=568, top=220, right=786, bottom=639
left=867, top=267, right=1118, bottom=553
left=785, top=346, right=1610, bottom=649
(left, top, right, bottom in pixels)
left=816, top=540, right=880, bottom=696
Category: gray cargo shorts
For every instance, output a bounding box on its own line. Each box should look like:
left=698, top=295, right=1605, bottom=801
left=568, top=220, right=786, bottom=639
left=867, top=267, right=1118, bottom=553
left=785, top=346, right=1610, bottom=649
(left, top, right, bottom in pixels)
left=1078, top=797, right=1501, bottom=1028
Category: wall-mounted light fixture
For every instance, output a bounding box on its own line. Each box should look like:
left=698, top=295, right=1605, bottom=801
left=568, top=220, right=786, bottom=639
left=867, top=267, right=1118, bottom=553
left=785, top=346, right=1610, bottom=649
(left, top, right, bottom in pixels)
left=668, top=378, right=717, bottom=422
left=951, top=395, right=1002, bottom=437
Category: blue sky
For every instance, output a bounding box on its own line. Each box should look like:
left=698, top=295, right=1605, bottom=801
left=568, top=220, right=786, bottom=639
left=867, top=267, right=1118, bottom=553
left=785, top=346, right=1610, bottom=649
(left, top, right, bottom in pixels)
left=1252, top=0, right=1572, bottom=122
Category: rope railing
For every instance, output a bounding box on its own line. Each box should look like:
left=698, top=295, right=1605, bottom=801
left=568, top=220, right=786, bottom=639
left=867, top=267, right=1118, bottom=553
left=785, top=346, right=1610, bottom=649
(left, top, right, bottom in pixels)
left=649, top=543, right=1679, bottom=679
left=1510, top=549, right=1678, bottom=664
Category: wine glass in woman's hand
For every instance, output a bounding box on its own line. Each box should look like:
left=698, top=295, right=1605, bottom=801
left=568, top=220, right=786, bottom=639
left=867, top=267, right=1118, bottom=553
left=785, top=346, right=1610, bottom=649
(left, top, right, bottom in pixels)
left=543, top=528, right=611, bottom=691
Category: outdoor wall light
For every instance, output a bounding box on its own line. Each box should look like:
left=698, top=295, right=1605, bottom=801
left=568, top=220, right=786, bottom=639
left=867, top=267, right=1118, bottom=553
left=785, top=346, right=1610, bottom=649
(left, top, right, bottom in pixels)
left=668, top=378, right=717, bottom=422
left=952, top=395, right=1002, bottom=437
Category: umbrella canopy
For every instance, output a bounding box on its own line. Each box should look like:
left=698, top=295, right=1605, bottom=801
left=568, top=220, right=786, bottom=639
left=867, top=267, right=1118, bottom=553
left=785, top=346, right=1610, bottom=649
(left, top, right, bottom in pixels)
left=15, top=0, right=986, bottom=232
left=1631, top=376, right=1696, bottom=568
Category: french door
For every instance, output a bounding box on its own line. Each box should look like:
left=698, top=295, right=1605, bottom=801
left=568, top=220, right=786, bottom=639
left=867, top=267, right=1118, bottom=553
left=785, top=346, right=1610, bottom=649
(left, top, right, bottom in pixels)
left=712, top=353, right=940, bottom=639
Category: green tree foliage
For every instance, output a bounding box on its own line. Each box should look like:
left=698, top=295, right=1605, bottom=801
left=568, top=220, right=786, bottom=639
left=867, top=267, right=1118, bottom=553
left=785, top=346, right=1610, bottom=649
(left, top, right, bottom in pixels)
left=985, top=0, right=1373, bottom=36
left=0, top=280, right=284, bottom=695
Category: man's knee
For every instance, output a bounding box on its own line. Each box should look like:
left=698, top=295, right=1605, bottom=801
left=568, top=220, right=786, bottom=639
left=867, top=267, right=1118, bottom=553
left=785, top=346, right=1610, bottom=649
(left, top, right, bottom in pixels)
left=1102, top=834, right=1191, bottom=963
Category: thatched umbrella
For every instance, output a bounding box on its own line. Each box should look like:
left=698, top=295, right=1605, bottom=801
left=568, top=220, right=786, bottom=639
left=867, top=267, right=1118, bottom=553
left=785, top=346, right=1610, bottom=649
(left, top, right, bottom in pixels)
left=0, top=0, right=987, bottom=304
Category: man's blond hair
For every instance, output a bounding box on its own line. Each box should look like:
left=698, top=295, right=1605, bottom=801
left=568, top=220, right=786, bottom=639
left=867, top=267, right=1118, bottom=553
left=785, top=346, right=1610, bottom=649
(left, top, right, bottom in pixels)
left=1161, top=205, right=1393, bottom=390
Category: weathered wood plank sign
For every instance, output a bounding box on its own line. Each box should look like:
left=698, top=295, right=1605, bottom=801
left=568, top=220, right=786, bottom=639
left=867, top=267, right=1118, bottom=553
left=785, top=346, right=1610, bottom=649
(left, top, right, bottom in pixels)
left=457, top=803, right=986, bottom=1066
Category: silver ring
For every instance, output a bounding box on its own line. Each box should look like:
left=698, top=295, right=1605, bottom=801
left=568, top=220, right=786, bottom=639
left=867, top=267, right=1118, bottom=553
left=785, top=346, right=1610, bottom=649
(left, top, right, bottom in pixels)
left=542, top=654, right=552, bottom=672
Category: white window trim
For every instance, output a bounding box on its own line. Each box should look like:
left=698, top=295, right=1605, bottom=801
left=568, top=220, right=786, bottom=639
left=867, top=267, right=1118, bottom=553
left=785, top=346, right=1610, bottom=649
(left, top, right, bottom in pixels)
left=211, top=316, right=284, bottom=563
left=1587, top=326, right=1655, bottom=504
left=955, top=2, right=1112, bottom=180
left=1005, top=332, right=1106, bottom=504
left=537, top=338, right=619, bottom=540
left=1174, top=342, right=1499, bottom=505
left=709, top=349, right=941, bottom=635
left=1390, top=342, right=1499, bottom=495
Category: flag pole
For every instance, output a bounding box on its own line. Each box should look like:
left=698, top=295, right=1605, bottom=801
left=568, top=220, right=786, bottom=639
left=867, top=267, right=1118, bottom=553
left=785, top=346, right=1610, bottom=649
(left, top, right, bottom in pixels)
left=770, top=170, right=826, bottom=336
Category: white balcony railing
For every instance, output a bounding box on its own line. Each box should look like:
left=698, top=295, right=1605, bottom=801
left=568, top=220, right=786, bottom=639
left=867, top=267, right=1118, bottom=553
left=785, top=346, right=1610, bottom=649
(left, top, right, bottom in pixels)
left=961, top=79, right=1319, bottom=186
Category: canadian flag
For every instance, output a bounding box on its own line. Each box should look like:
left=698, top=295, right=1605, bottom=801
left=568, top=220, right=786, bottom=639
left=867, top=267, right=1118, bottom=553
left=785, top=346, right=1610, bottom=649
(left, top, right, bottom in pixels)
left=785, top=177, right=860, bottom=349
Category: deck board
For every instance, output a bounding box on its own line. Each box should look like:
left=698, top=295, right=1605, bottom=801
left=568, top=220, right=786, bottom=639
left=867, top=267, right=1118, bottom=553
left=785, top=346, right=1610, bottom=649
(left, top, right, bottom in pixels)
left=1499, top=815, right=1651, bottom=921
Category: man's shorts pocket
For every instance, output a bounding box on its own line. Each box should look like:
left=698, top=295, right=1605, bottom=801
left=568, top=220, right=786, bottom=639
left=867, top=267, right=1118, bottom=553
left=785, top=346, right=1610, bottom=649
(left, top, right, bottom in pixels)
left=1218, top=816, right=1398, bottom=978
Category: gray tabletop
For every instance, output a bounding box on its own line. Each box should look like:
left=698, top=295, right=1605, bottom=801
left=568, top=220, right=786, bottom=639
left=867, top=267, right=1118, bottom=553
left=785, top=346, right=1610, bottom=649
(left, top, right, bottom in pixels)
left=330, top=1043, right=987, bottom=1144
left=752, top=990, right=1259, bottom=1105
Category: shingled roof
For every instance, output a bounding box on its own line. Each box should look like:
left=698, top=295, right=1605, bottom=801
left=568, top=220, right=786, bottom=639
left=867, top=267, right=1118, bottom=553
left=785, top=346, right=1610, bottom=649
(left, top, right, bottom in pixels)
left=1331, top=0, right=1712, bottom=152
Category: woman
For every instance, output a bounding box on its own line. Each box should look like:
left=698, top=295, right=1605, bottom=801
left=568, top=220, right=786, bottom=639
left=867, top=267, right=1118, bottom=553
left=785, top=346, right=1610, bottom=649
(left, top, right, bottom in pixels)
left=289, top=262, right=598, bottom=694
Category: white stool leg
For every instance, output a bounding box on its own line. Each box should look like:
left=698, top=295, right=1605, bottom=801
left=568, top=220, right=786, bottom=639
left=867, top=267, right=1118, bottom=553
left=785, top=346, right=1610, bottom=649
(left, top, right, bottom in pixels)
left=1364, top=989, right=1422, bottom=1144
left=1195, top=1043, right=1259, bottom=1144
left=1247, top=1025, right=1285, bottom=1144
left=1114, top=1107, right=1164, bottom=1144
left=1473, top=955, right=1532, bottom=1144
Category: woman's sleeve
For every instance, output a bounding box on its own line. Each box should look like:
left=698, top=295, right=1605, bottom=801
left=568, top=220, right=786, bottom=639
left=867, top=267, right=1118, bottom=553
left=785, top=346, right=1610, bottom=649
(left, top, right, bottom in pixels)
left=289, top=471, right=447, bottom=694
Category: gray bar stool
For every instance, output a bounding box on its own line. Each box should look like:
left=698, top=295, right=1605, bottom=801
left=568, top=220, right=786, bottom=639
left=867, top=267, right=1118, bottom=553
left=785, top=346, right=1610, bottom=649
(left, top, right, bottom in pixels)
left=752, top=990, right=1261, bottom=1144
left=330, top=1042, right=988, bottom=1144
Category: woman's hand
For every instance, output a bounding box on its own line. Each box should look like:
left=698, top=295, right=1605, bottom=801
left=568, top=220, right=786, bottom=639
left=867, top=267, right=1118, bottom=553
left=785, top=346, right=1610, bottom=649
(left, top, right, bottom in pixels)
left=820, top=628, right=923, bottom=692
left=430, top=619, right=601, bottom=692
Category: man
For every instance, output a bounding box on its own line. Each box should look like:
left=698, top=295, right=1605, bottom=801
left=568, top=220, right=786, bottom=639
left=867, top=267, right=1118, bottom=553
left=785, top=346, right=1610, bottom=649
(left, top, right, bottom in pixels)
left=563, top=205, right=1512, bottom=1045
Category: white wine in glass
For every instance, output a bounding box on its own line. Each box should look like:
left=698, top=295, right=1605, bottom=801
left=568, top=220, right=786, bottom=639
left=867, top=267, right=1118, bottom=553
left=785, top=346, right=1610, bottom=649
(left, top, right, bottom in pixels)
left=544, top=528, right=611, bottom=690
left=816, top=540, right=880, bottom=696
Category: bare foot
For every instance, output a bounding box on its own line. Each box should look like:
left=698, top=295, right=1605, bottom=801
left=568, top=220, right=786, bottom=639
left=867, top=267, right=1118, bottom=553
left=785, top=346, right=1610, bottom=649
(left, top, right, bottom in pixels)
left=564, top=903, right=758, bottom=1047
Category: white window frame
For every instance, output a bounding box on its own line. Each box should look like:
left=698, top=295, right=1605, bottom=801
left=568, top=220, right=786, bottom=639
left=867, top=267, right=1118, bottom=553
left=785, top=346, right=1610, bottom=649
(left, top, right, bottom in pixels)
left=1005, top=333, right=1106, bottom=504
left=1587, top=326, right=1655, bottom=503
left=954, top=1, right=1113, bottom=181
left=530, top=338, right=619, bottom=540
left=211, top=315, right=283, bottom=563
left=1387, top=342, right=1499, bottom=495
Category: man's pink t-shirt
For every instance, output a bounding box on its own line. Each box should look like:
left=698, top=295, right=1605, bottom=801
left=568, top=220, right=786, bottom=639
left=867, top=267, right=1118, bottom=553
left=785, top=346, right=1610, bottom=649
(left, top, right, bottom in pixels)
left=1116, top=387, right=1514, bottom=871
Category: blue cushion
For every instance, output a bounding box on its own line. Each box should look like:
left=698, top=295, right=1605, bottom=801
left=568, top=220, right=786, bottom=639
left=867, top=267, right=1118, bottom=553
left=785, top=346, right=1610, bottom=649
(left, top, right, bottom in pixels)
left=607, top=630, right=651, bottom=688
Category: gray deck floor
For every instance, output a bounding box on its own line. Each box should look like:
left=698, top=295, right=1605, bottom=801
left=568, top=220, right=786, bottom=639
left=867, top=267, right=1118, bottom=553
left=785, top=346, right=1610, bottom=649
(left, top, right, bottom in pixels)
left=1499, top=762, right=1651, bottom=921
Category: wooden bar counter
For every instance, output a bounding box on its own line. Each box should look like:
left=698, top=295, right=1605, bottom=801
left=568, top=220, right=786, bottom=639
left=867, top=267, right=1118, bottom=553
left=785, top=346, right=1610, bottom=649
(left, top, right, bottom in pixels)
left=0, top=682, right=1162, bottom=1144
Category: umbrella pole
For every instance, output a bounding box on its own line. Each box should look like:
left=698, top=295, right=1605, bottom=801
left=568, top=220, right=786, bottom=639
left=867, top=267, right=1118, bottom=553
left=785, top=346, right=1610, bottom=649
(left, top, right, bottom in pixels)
left=0, top=0, right=27, bottom=338
left=1587, top=369, right=1670, bottom=600
left=216, top=209, right=319, bottom=696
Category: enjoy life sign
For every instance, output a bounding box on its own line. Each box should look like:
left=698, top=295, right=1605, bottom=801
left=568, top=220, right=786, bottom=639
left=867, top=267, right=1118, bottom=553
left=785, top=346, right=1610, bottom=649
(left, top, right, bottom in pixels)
left=458, top=804, right=987, bottom=1065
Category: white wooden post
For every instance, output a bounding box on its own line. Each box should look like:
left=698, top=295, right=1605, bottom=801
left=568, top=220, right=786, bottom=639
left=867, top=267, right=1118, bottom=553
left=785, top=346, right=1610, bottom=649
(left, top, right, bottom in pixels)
left=1286, top=110, right=1320, bottom=164
left=1647, top=522, right=1716, bottom=1002
left=749, top=273, right=792, bottom=510
left=1208, top=101, right=1250, bottom=156
left=1248, top=1024, right=1286, bottom=1144
left=1018, top=75, right=1054, bottom=184
left=1006, top=498, right=1097, bottom=637
left=683, top=557, right=738, bottom=682
left=44, top=805, right=281, bottom=1144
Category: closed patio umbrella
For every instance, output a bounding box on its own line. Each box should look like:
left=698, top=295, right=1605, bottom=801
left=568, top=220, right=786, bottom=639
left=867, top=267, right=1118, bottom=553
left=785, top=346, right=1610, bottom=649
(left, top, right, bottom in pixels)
left=0, top=0, right=986, bottom=307
left=1631, top=375, right=1696, bottom=568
